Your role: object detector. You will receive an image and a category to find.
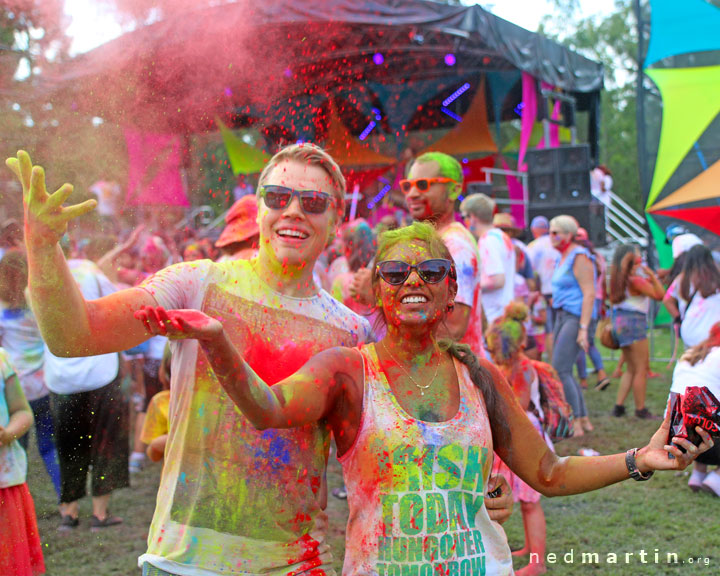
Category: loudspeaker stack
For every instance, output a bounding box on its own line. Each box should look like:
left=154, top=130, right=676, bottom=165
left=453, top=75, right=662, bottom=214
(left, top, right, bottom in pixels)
left=526, top=145, right=606, bottom=246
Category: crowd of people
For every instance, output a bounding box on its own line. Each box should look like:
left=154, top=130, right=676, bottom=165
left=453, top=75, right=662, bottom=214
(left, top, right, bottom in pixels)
left=0, top=145, right=716, bottom=576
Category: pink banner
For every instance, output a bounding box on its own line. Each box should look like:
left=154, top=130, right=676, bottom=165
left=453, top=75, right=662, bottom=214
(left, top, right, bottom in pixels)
left=517, top=73, right=538, bottom=171
left=125, top=129, right=189, bottom=207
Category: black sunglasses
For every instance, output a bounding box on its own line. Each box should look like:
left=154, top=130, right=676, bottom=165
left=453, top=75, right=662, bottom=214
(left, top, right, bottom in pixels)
left=260, top=185, right=335, bottom=215
left=375, top=259, right=456, bottom=286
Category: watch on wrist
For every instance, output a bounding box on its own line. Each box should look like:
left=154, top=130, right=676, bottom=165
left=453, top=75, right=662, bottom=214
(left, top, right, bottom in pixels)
left=626, top=448, right=654, bottom=481
left=579, top=324, right=588, bottom=331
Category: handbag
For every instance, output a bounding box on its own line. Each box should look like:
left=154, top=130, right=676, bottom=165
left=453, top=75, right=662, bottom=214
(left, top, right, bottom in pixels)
left=596, top=316, right=619, bottom=350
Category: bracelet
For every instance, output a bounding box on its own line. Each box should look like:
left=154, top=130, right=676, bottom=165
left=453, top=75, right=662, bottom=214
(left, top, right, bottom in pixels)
left=579, top=324, right=588, bottom=331
left=626, top=448, right=654, bottom=481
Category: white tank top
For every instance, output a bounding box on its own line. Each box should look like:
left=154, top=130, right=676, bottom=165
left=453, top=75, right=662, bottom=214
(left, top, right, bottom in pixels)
left=615, top=288, right=649, bottom=314
left=339, top=344, right=513, bottom=575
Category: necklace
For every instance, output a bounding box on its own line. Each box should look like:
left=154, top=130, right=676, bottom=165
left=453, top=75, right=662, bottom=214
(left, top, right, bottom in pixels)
left=380, top=340, right=441, bottom=396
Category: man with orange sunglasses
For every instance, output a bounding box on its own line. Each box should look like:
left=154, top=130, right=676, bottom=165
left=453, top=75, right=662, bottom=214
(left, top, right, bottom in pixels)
left=402, top=152, right=484, bottom=357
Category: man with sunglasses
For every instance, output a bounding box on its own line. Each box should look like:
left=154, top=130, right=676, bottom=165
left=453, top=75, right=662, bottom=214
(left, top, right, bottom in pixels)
left=7, top=145, right=376, bottom=575
left=398, top=152, right=485, bottom=358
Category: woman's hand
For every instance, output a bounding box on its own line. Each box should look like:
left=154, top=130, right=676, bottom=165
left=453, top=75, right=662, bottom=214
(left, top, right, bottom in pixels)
left=577, top=327, right=589, bottom=352
left=134, top=306, right=223, bottom=342
left=485, top=473, right=513, bottom=524
left=636, top=408, right=714, bottom=473
left=0, top=425, right=12, bottom=447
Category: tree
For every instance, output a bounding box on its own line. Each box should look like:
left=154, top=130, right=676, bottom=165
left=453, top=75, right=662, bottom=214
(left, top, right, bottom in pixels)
left=0, top=1, right=68, bottom=78
left=539, top=0, right=643, bottom=210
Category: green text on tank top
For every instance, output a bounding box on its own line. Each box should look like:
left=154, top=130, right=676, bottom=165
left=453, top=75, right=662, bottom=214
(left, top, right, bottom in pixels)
left=338, top=344, right=513, bottom=575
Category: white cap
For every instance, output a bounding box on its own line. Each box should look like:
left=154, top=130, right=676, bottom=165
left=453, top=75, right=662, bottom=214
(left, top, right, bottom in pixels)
left=671, top=233, right=703, bottom=259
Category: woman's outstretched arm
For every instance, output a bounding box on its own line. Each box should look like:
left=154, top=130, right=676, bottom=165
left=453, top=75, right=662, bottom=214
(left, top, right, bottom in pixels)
left=486, top=363, right=713, bottom=497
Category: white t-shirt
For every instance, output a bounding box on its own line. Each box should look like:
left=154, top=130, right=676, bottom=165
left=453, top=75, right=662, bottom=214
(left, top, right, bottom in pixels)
left=439, top=222, right=485, bottom=358
left=478, top=228, right=516, bottom=325
left=43, top=260, right=120, bottom=395
left=527, top=234, right=560, bottom=296
left=668, top=277, right=720, bottom=347
left=670, top=347, right=720, bottom=397
left=0, top=349, right=26, bottom=488
left=0, top=306, right=47, bottom=401
left=137, top=258, right=372, bottom=575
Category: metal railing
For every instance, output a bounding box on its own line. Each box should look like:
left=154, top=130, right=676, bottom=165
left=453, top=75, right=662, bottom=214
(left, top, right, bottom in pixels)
left=604, top=191, right=648, bottom=244
left=480, top=167, right=529, bottom=225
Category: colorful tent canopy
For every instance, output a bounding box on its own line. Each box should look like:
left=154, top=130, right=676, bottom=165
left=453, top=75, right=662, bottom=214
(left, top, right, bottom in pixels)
left=645, top=65, right=720, bottom=208
left=651, top=205, right=720, bottom=237
left=644, top=0, right=720, bottom=68
left=420, top=78, right=497, bottom=156
left=648, top=158, right=720, bottom=211
left=217, top=119, right=270, bottom=175
left=646, top=214, right=673, bottom=269
left=642, top=0, right=720, bottom=292
left=323, top=101, right=396, bottom=167
left=43, top=0, right=603, bottom=135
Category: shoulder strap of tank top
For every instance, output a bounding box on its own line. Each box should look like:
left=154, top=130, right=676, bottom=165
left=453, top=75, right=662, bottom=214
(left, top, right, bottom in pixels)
left=454, top=355, right=486, bottom=414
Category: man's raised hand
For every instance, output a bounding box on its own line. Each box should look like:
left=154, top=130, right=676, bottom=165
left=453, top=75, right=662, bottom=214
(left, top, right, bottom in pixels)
left=5, top=150, right=97, bottom=248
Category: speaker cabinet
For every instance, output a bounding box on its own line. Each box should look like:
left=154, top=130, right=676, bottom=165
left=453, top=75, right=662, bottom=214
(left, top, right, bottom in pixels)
left=527, top=145, right=591, bottom=206
left=465, top=182, right=493, bottom=197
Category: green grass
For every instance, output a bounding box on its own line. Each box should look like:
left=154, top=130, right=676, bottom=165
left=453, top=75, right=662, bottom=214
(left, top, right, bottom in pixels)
left=26, top=331, right=720, bottom=574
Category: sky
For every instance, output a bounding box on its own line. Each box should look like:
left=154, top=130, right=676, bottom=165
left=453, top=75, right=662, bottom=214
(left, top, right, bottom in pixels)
left=63, top=0, right=618, bottom=55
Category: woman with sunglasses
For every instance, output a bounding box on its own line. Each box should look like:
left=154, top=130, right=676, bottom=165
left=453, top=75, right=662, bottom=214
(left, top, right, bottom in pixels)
left=137, top=221, right=712, bottom=575
left=548, top=215, right=596, bottom=437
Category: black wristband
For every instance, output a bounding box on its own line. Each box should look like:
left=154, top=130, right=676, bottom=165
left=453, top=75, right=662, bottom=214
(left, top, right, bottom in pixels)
left=626, top=448, right=654, bottom=481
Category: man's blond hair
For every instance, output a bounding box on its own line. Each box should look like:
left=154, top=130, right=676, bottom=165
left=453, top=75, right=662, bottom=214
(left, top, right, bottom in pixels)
left=257, top=143, right=346, bottom=215
left=460, top=193, right=495, bottom=224
left=550, top=214, right=579, bottom=237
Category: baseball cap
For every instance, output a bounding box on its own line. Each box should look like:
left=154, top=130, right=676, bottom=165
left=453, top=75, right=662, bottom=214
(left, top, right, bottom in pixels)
left=671, top=233, right=703, bottom=259
left=493, top=212, right=519, bottom=229
left=665, top=224, right=688, bottom=244
left=530, top=215, right=549, bottom=229
left=215, top=196, right=259, bottom=248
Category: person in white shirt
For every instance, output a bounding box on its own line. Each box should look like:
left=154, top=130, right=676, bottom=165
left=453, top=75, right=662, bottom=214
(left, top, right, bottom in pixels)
left=590, top=164, right=612, bottom=207
left=664, top=244, right=720, bottom=349
left=670, top=321, right=720, bottom=496
left=526, top=216, right=559, bottom=355
left=460, top=194, right=516, bottom=326
left=42, top=254, right=128, bottom=531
